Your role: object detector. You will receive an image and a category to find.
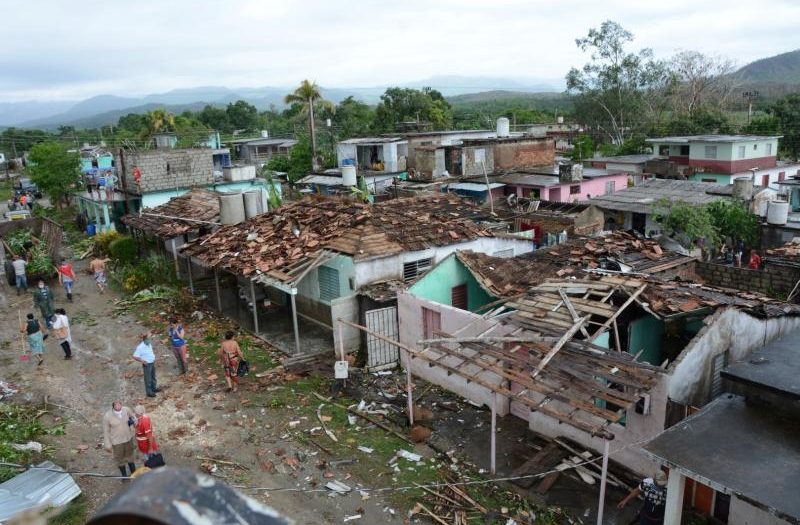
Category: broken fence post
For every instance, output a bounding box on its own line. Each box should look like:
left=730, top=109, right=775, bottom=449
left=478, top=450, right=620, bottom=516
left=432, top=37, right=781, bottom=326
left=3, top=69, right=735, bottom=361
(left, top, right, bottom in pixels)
left=490, top=391, right=497, bottom=475
left=596, top=439, right=610, bottom=525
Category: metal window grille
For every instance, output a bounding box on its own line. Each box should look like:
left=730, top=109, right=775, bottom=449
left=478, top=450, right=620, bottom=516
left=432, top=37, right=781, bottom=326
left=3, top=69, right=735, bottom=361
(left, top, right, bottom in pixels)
left=403, top=258, right=432, bottom=283
left=318, top=266, right=340, bottom=302
left=704, top=145, right=717, bottom=159
left=492, top=248, right=514, bottom=258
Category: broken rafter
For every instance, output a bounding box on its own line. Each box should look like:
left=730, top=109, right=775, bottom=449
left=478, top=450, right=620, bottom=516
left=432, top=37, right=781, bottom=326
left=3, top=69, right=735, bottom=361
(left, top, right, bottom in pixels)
left=590, top=284, right=648, bottom=340
left=531, top=317, right=587, bottom=380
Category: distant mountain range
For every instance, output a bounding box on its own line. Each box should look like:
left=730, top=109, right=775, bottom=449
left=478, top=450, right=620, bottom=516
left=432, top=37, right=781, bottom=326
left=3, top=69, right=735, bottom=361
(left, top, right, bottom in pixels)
left=734, top=49, right=800, bottom=85
left=1, top=75, right=564, bottom=129
left=3, top=49, right=800, bottom=130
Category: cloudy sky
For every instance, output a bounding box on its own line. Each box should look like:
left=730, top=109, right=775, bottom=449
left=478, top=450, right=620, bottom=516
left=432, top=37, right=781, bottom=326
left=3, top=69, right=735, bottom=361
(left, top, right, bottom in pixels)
left=3, top=0, right=799, bottom=101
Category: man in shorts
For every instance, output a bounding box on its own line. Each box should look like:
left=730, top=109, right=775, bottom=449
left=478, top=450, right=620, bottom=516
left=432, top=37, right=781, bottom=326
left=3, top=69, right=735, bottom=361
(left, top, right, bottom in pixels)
left=89, top=256, right=110, bottom=293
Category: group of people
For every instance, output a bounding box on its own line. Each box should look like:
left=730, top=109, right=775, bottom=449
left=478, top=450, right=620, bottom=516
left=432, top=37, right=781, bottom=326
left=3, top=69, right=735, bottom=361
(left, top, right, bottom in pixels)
left=102, top=401, right=160, bottom=478
left=85, top=171, right=117, bottom=201
left=8, top=191, right=36, bottom=212
left=130, top=324, right=246, bottom=399
left=718, top=238, right=763, bottom=270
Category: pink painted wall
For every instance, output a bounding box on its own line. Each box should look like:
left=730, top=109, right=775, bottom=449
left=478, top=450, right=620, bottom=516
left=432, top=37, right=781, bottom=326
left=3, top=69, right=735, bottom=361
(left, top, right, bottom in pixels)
left=512, top=174, right=630, bottom=202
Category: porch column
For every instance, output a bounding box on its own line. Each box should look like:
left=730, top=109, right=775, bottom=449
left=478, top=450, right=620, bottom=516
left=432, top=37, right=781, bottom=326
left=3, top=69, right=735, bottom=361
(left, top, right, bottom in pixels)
left=214, top=270, right=222, bottom=311
left=290, top=290, right=300, bottom=355
left=405, top=349, right=414, bottom=426
left=596, top=439, right=611, bottom=525
left=93, top=202, right=102, bottom=233
left=250, top=279, right=259, bottom=334
left=170, top=238, right=180, bottom=275
left=663, top=470, right=686, bottom=525
left=490, top=392, right=497, bottom=475
left=186, top=256, right=194, bottom=295
left=102, top=202, right=112, bottom=232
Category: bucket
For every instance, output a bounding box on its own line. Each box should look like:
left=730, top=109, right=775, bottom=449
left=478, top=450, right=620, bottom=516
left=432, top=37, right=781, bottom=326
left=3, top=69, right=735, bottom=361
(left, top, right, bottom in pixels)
left=86, top=223, right=96, bottom=236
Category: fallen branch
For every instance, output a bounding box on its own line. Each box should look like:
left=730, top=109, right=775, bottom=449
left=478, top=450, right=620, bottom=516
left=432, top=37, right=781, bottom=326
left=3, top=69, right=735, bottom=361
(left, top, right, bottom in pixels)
left=197, top=456, right=250, bottom=470
left=316, top=404, right=338, bottom=443
left=416, top=502, right=449, bottom=525
left=312, top=392, right=413, bottom=444
left=44, top=399, right=91, bottom=423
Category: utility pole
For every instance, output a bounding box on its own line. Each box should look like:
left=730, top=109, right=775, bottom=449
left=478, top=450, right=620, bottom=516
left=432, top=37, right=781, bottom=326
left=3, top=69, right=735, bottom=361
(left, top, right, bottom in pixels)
left=743, top=90, right=759, bottom=124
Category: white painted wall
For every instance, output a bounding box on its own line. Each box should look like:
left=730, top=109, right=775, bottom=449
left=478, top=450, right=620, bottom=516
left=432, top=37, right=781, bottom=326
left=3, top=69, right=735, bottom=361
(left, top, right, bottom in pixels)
left=337, top=144, right=357, bottom=167
left=354, top=237, right=533, bottom=288
left=667, top=308, right=800, bottom=406
left=729, top=496, right=792, bottom=525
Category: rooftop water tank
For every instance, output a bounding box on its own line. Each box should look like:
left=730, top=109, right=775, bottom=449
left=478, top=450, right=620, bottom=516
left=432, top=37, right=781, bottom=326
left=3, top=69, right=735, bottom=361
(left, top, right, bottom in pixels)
left=496, top=117, right=510, bottom=138
left=219, top=193, right=246, bottom=225
left=733, top=177, right=754, bottom=200
left=260, top=130, right=269, bottom=138
left=243, top=190, right=262, bottom=219
left=767, top=200, right=790, bottom=225
left=342, top=165, right=357, bottom=187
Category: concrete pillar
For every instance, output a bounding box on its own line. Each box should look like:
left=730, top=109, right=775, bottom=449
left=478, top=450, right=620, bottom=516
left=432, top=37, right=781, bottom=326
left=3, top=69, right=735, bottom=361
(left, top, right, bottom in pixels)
left=290, top=291, right=301, bottom=355
left=102, top=203, right=112, bottom=232
left=664, top=471, right=686, bottom=525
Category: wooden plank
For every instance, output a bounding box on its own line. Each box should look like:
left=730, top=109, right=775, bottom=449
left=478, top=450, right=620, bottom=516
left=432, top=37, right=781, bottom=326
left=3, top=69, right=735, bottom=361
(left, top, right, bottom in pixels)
left=590, top=284, right=648, bottom=340
left=531, top=317, right=587, bottom=380
left=511, top=442, right=565, bottom=488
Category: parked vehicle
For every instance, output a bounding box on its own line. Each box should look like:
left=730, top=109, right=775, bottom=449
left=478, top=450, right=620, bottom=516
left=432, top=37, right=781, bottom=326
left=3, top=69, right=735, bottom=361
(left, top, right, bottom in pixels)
left=14, top=178, right=42, bottom=198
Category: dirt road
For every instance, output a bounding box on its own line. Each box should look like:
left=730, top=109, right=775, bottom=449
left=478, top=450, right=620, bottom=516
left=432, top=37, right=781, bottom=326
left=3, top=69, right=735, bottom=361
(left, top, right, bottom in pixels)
left=0, top=259, right=404, bottom=524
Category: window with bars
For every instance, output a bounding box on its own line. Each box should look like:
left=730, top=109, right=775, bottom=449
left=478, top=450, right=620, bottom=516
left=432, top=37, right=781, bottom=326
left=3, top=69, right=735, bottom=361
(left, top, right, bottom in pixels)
left=451, top=284, right=468, bottom=310
left=570, top=185, right=581, bottom=195
left=318, top=266, right=340, bottom=302
left=704, top=145, right=717, bottom=159
left=738, top=145, right=746, bottom=158
left=765, top=143, right=773, bottom=155
left=492, top=248, right=514, bottom=258
left=403, top=258, right=432, bottom=283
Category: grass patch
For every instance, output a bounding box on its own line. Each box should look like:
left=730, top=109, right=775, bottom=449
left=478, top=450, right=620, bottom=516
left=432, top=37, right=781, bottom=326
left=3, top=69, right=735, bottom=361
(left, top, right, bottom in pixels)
left=0, top=403, right=63, bottom=483
left=0, top=178, right=13, bottom=201
left=47, top=496, right=87, bottom=525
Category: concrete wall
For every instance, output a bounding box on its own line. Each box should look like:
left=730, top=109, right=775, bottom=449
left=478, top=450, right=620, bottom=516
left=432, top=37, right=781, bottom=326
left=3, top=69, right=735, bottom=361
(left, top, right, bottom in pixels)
left=331, top=295, right=359, bottom=353
left=695, top=261, right=800, bottom=298
left=406, top=131, right=495, bottom=170
left=397, top=288, right=670, bottom=475
left=353, top=237, right=533, bottom=288
left=461, top=145, right=495, bottom=177
left=408, top=255, right=494, bottom=311
left=667, top=308, right=800, bottom=406
left=336, top=143, right=357, bottom=167
left=729, top=496, right=793, bottom=525
left=493, top=138, right=555, bottom=170
left=117, top=148, right=214, bottom=194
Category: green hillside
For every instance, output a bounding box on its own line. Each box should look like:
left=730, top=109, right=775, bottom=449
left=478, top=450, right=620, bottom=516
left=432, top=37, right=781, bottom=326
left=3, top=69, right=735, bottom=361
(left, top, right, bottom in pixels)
left=735, top=49, right=800, bottom=84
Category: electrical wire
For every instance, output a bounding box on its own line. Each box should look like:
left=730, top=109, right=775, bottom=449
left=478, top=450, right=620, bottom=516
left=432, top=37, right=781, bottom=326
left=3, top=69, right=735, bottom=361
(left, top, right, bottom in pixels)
left=0, top=431, right=654, bottom=494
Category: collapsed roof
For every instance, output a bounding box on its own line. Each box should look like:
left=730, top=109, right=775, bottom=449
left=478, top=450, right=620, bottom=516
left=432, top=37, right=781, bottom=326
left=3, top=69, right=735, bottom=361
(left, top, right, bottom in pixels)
left=182, top=194, right=493, bottom=286
left=122, top=189, right=220, bottom=238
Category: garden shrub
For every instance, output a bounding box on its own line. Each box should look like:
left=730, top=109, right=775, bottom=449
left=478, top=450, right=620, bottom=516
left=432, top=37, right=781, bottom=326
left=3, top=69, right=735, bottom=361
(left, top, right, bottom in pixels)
left=109, top=236, right=137, bottom=265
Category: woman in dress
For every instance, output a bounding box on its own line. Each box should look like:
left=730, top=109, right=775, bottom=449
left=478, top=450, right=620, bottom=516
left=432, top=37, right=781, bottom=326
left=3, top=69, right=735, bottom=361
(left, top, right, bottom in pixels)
left=21, top=313, right=45, bottom=367
left=218, top=331, right=244, bottom=393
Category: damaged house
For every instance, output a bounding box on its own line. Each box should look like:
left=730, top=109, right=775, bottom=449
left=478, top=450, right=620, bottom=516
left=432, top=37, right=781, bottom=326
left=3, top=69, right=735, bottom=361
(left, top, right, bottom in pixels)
left=396, top=233, right=800, bottom=481
left=180, top=194, right=535, bottom=358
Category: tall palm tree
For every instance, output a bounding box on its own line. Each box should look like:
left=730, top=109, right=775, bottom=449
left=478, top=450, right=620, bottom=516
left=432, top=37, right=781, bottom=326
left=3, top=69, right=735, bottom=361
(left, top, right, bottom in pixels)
left=143, top=109, right=176, bottom=144
left=285, top=80, right=333, bottom=171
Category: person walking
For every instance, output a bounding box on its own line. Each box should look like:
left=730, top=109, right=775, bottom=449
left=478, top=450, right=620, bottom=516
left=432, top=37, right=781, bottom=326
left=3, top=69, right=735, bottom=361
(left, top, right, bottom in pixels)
left=167, top=318, right=189, bottom=375
left=102, top=401, right=137, bottom=479
left=133, top=405, right=159, bottom=462
left=20, top=313, right=45, bottom=367
left=11, top=255, right=28, bottom=295
left=132, top=333, right=158, bottom=398
left=89, top=257, right=110, bottom=293
left=32, top=280, right=55, bottom=328
left=618, top=471, right=668, bottom=525
left=56, top=258, right=77, bottom=302
left=219, top=331, right=244, bottom=393
left=734, top=238, right=745, bottom=268
left=51, top=308, right=73, bottom=360
left=749, top=250, right=762, bottom=270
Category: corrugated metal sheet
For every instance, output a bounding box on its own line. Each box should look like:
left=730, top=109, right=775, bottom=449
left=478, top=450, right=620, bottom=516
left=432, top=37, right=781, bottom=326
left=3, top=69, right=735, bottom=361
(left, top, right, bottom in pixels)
left=0, top=461, right=81, bottom=522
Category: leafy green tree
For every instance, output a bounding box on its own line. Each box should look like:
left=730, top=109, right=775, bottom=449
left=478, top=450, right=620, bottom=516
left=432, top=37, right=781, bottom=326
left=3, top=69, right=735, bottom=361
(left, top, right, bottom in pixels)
left=374, top=87, right=453, bottom=132
left=143, top=109, right=176, bottom=144
left=770, top=94, right=800, bottom=160
left=566, top=20, right=669, bottom=144
left=26, top=142, right=81, bottom=209
left=285, top=80, right=334, bottom=171
left=173, top=115, right=211, bottom=148
left=570, top=135, right=595, bottom=161
left=197, top=105, right=231, bottom=133
left=225, top=100, right=259, bottom=132
left=741, top=115, right=781, bottom=136
left=330, top=96, right=375, bottom=138
left=653, top=199, right=719, bottom=247
left=707, top=200, right=760, bottom=248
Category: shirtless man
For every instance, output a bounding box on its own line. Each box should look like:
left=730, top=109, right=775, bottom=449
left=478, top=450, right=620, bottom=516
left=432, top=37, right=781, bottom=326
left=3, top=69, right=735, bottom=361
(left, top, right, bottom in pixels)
left=89, top=257, right=111, bottom=293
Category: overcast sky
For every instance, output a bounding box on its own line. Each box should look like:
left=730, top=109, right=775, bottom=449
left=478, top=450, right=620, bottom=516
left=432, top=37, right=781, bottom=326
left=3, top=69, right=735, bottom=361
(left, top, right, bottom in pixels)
left=3, top=0, right=799, bottom=101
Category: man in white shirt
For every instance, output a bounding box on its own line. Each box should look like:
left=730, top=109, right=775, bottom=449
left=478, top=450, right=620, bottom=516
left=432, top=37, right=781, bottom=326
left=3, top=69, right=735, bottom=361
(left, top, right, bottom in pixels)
left=132, top=333, right=158, bottom=397
left=11, top=255, right=27, bottom=295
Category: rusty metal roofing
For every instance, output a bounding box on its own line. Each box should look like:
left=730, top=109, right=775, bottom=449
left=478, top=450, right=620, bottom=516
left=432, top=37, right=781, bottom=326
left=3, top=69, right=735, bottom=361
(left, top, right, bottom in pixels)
left=182, top=194, right=491, bottom=284
left=122, top=188, right=220, bottom=238
left=0, top=461, right=81, bottom=522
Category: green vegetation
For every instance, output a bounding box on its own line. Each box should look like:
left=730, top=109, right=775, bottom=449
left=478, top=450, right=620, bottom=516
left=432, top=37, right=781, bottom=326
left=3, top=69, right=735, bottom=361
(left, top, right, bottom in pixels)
left=0, top=403, right=63, bottom=483
left=26, top=142, right=81, bottom=209
left=285, top=80, right=334, bottom=171
left=32, top=204, right=84, bottom=248
left=92, top=230, right=123, bottom=256
left=374, top=87, right=453, bottom=131
left=0, top=178, right=13, bottom=201
left=109, top=236, right=138, bottom=265
left=48, top=497, right=88, bottom=525
left=6, top=228, right=33, bottom=254
left=654, top=199, right=759, bottom=248
left=113, top=254, right=177, bottom=294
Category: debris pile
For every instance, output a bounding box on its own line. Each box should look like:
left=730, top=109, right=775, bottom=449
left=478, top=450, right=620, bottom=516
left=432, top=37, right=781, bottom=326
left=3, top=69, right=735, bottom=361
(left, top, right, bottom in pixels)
left=182, top=194, right=491, bottom=283
left=122, top=188, right=220, bottom=238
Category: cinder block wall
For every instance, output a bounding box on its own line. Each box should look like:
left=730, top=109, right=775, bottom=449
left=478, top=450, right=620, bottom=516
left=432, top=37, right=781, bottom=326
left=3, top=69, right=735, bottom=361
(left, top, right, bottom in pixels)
left=116, top=149, right=213, bottom=193
left=493, top=138, right=555, bottom=170
left=695, top=261, right=800, bottom=298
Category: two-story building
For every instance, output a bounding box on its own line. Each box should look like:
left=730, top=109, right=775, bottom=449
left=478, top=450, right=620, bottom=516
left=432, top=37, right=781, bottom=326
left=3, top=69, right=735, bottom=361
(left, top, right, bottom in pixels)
left=646, top=135, right=800, bottom=189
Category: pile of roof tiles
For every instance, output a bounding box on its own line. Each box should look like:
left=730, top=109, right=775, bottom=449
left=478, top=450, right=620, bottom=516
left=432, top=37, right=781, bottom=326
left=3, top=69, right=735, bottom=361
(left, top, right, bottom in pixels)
left=182, top=194, right=491, bottom=280
left=122, top=189, right=220, bottom=238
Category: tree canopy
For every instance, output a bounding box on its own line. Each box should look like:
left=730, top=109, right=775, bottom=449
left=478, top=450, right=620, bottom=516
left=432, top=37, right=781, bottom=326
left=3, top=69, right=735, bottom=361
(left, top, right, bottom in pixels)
left=374, top=87, right=453, bottom=132
left=26, top=142, right=81, bottom=208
